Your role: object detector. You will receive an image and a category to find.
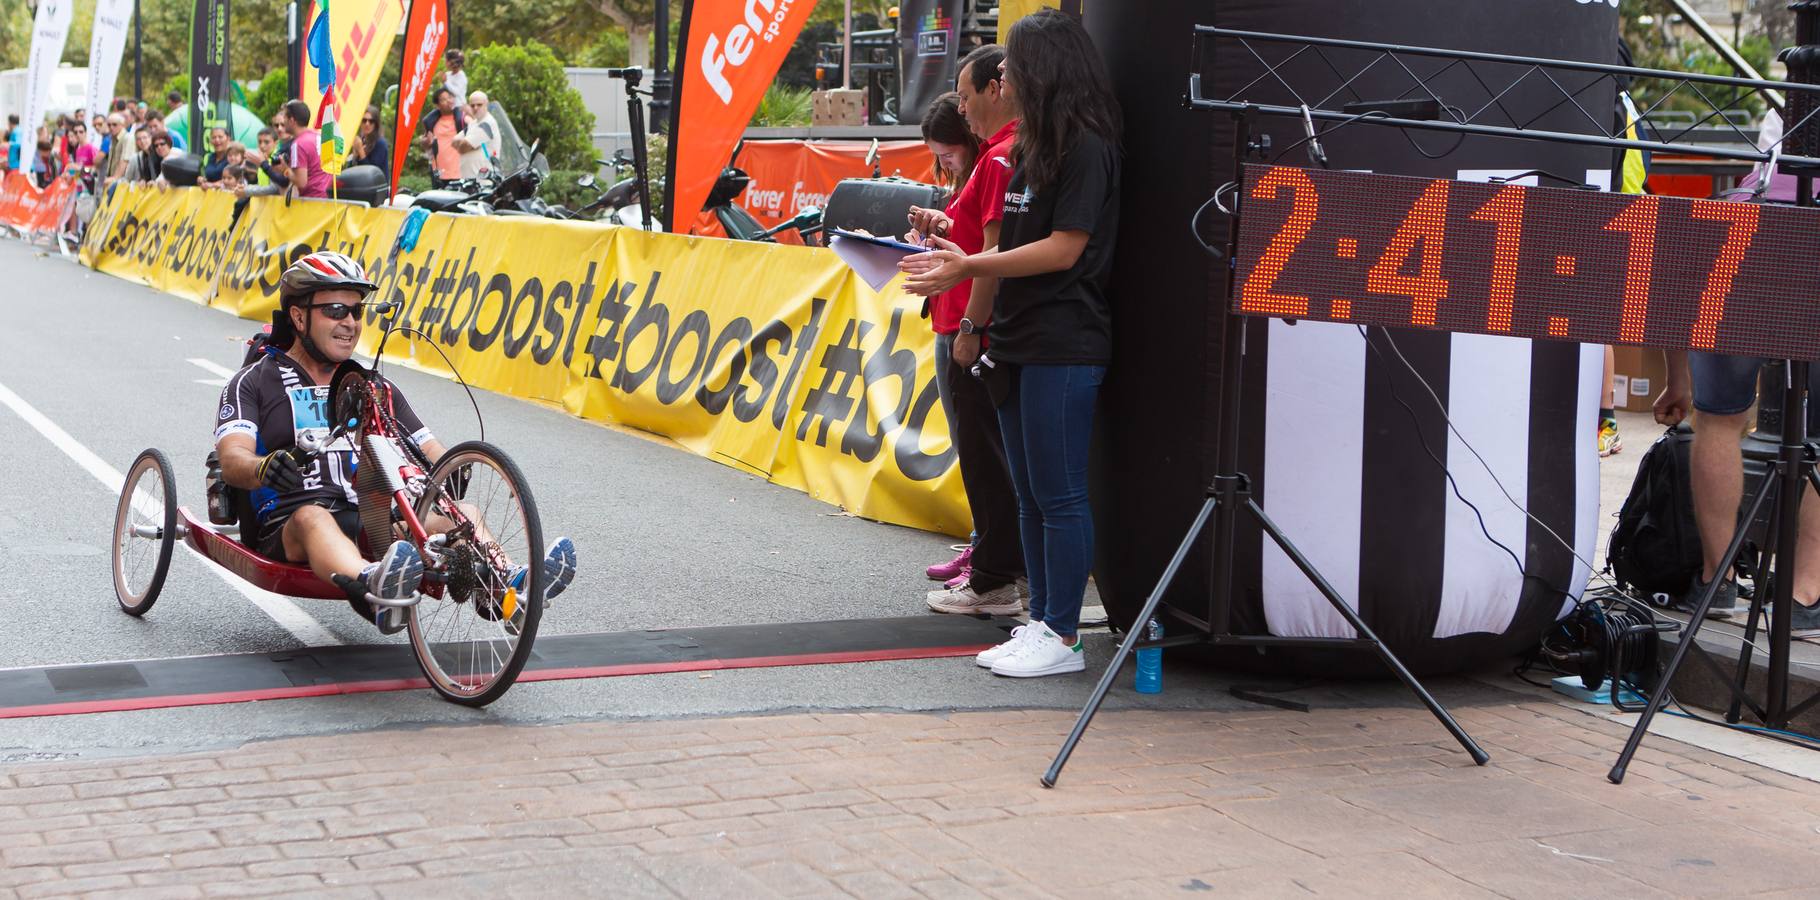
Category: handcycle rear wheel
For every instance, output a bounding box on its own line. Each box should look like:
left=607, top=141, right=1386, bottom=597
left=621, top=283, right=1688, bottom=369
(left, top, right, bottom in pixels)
left=112, top=448, right=177, bottom=616
left=408, top=441, right=543, bottom=707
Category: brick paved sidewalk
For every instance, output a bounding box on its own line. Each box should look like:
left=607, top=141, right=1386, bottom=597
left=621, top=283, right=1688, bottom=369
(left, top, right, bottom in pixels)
left=4, top=686, right=1820, bottom=898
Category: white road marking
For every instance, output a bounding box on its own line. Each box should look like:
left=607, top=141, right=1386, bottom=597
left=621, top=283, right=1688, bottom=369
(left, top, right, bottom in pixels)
left=187, top=357, right=235, bottom=387
left=0, top=380, right=342, bottom=647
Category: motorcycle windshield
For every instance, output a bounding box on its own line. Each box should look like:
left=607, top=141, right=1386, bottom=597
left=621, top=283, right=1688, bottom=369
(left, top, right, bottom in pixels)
left=486, top=103, right=546, bottom=177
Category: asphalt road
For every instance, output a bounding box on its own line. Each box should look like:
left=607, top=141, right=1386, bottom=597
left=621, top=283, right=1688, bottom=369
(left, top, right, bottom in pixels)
left=0, top=237, right=1328, bottom=762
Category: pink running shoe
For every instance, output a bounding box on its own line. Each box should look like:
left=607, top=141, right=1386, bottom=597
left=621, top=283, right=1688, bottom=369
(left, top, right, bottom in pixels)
left=926, top=545, right=972, bottom=582
left=945, top=568, right=971, bottom=590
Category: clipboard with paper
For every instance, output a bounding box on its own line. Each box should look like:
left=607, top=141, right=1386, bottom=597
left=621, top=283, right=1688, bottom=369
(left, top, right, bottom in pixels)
left=828, top=229, right=932, bottom=292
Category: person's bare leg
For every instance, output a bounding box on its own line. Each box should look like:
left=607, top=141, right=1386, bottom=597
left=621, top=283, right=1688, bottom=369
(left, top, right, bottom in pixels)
left=1690, top=410, right=1750, bottom=583
left=1794, top=481, right=1820, bottom=606
left=282, top=505, right=365, bottom=585
left=1604, top=345, right=1617, bottom=408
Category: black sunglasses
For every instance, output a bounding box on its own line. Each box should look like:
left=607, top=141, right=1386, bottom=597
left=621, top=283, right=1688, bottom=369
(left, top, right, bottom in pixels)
left=307, top=301, right=366, bottom=320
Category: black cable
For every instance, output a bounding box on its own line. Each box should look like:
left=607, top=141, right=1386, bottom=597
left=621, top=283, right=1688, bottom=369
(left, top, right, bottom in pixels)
left=1269, top=110, right=1390, bottom=165
left=1667, top=696, right=1820, bottom=752
left=1398, top=105, right=1469, bottom=159
left=1189, top=188, right=1234, bottom=260
left=1357, top=325, right=1589, bottom=613
left=375, top=325, right=487, bottom=444
left=1358, top=328, right=1525, bottom=575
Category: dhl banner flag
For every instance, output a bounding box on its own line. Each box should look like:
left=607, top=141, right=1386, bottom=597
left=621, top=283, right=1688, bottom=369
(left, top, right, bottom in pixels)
left=302, top=0, right=405, bottom=168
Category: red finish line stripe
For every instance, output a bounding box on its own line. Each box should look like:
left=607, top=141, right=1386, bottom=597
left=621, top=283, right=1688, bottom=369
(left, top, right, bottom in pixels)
left=0, top=644, right=995, bottom=719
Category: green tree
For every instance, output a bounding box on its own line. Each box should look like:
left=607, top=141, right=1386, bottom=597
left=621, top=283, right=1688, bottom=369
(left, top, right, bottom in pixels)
left=1620, top=0, right=1794, bottom=122
left=1, top=1, right=32, bottom=70
left=247, top=70, right=288, bottom=123
left=750, top=83, right=812, bottom=127
left=160, top=72, right=189, bottom=106
left=465, top=40, right=595, bottom=170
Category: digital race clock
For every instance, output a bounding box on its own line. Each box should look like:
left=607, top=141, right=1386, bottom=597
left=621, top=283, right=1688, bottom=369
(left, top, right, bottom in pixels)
left=1231, top=164, right=1820, bottom=361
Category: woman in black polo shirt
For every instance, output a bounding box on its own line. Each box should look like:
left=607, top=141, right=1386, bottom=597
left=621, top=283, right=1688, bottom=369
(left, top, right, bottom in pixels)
left=901, top=9, right=1121, bottom=678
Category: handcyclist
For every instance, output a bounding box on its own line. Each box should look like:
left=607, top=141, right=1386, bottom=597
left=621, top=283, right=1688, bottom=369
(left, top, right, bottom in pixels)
left=213, top=251, right=576, bottom=631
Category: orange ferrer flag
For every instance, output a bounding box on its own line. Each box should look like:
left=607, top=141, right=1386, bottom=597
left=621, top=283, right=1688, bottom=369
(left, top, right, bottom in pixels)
left=393, top=0, right=448, bottom=197
left=666, top=0, right=820, bottom=232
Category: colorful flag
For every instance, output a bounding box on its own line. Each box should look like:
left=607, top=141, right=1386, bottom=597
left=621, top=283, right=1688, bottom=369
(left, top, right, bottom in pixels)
left=84, top=0, right=133, bottom=123
left=23, top=0, right=73, bottom=142
left=189, top=0, right=232, bottom=133
left=667, top=0, right=821, bottom=232
left=392, top=0, right=448, bottom=196
left=302, top=0, right=402, bottom=163
left=897, top=0, right=962, bottom=124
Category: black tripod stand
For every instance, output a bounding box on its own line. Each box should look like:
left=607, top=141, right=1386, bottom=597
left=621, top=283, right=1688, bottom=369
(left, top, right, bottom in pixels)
left=1042, top=110, right=1489, bottom=788
left=1608, top=178, right=1820, bottom=783
left=607, top=67, right=655, bottom=232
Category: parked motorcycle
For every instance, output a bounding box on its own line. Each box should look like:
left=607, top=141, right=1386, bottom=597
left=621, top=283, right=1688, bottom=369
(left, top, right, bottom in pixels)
left=407, top=139, right=552, bottom=216
left=550, top=150, right=656, bottom=229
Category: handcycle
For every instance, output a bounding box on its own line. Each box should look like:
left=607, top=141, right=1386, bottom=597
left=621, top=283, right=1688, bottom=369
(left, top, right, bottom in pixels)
left=108, top=310, right=548, bottom=707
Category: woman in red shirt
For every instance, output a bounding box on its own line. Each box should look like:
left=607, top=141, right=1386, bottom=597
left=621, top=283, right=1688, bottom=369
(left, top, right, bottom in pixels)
left=915, top=95, right=983, bottom=580
left=913, top=89, right=1031, bottom=618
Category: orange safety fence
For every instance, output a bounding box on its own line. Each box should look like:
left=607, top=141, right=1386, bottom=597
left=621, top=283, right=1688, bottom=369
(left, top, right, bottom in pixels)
left=0, top=171, right=81, bottom=237
left=688, top=139, right=938, bottom=242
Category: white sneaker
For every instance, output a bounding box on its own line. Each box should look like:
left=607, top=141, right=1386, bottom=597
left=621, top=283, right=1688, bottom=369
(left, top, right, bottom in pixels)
left=975, top=625, right=1033, bottom=668
left=928, top=580, right=1027, bottom=615
left=990, top=622, right=1085, bottom=678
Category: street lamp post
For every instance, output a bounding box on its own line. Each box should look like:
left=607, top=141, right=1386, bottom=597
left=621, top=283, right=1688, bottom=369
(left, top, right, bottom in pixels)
left=1732, top=0, right=1748, bottom=46
left=652, top=0, right=671, bottom=134
left=133, top=0, right=142, bottom=101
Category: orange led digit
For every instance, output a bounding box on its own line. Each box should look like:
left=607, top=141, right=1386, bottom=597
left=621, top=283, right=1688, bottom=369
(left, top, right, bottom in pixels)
left=1365, top=179, right=1451, bottom=327
left=1687, top=199, right=1760, bottom=351
left=1603, top=195, right=1660, bottom=345
left=1238, top=166, right=1319, bottom=317
left=1468, top=183, right=1526, bottom=332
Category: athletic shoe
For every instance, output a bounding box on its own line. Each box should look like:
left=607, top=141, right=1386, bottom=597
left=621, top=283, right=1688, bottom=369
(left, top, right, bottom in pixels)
left=362, top=540, right=425, bottom=602
left=1792, top=601, right=1820, bottom=638
left=976, top=625, right=1034, bottom=668
left=1669, top=577, right=1737, bottom=619
left=1599, top=419, right=1623, bottom=457
left=510, top=536, right=578, bottom=606
left=927, top=580, right=1027, bottom=615
left=945, top=567, right=972, bottom=590
left=375, top=605, right=408, bottom=635
left=927, top=545, right=972, bottom=582
left=990, top=622, right=1086, bottom=678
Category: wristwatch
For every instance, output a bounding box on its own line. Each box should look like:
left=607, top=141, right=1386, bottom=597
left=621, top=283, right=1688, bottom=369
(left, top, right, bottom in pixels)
left=958, top=317, right=979, bottom=335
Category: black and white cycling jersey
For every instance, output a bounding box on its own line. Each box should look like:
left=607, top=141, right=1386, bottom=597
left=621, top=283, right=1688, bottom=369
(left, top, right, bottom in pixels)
left=214, top=351, right=434, bottom=524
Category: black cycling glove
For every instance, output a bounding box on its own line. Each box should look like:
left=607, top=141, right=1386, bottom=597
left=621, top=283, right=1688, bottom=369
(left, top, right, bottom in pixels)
left=256, top=450, right=304, bottom=493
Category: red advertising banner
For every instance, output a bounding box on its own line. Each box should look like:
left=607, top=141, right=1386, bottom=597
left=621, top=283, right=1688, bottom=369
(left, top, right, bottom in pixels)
left=690, top=139, right=937, bottom=241
left=667, top=0, right=821, bottom=232
left=392, top=0, right=448, bottom=197
left=0, top=172, right=79, bottom=236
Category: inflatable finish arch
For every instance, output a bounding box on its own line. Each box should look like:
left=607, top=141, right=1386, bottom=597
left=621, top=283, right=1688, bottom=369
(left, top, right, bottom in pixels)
left=1085, top=0, right=1618, bottom=675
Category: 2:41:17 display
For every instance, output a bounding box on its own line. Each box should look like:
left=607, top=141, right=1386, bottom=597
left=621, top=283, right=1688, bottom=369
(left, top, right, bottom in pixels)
left=1230, top=163, right=1820, bottom=361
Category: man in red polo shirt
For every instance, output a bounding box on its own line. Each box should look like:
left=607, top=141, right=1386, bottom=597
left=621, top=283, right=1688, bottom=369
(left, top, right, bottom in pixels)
left=915, top=44, right=1027, bottom=617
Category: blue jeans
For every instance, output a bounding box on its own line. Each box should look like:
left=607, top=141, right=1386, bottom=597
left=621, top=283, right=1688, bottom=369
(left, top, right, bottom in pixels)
left=997, top=363, right=1105, bottom=638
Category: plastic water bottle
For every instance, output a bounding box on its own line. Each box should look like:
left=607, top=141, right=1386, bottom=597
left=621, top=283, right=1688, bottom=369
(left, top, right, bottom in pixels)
left=1135, top=619, right=1163, bottom=694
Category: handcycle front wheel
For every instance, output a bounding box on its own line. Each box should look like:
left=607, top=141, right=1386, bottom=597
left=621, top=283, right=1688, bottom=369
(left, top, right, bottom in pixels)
left=112, top=448, right=177, bottom=616
left=408, top=440, right=544, bottom=707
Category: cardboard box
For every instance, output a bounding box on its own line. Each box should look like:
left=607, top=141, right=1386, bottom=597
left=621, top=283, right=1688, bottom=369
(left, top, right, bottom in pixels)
left=1611, top=345, right=1669, bottom=411
left=812, top=89, right=867, bottom=126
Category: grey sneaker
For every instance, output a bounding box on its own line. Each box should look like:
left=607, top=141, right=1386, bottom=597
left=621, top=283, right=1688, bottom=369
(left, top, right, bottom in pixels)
left=1670, top=577, right=1738, bottom=620
left=1792, top=601, right=1820, bottom=638
left=927, top=580, right=1027, bottom=615
left=362, top=540, right=425, bottom=602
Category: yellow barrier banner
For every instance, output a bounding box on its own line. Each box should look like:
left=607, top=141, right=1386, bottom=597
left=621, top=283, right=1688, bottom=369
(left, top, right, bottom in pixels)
left=82, top=186, right=970, bottom=536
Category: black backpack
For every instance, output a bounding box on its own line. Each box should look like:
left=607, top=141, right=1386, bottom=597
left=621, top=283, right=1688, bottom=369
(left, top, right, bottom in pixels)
left=1607, top=425, right=1703, bottom=597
